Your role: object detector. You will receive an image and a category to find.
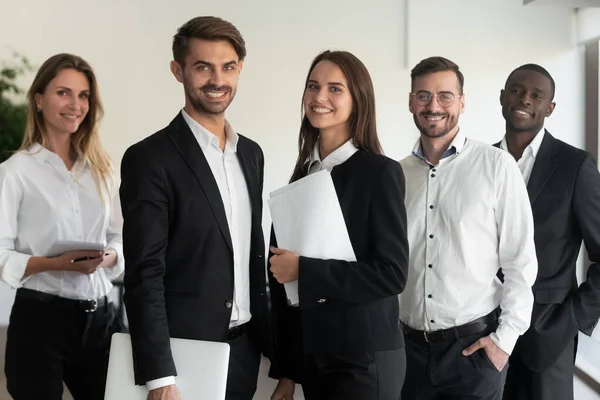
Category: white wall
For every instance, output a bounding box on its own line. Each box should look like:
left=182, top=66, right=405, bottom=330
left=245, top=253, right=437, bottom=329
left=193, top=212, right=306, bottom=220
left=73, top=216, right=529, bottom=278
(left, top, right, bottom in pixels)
left=0, top=0, right=585, bottom=322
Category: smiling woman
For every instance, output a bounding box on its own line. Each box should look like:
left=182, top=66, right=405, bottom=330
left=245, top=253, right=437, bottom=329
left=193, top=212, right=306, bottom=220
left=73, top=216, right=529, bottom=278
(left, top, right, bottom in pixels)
left=0, top=53, right=124, bottom=400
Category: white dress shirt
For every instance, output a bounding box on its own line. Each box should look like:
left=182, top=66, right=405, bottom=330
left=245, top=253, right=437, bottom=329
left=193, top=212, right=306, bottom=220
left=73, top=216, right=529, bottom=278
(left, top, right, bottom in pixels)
left=148, top=110, right=254, bottom=390
left=0, top=143, right=124, bottom=300
left=399, top=129, right=538, bottom=354
left=500, top=128, right=545, bottom=184
left=308, top=139, right=359, bottom=173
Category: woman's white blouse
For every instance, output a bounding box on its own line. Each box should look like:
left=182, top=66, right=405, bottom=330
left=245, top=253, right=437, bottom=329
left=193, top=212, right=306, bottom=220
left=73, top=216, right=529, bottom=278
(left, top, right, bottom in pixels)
left=0, top=144, right=124, bottom=300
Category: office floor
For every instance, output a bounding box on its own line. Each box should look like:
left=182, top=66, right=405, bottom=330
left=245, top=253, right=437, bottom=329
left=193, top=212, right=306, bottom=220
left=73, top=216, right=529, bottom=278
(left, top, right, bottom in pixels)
left=0, top=326, right=595, bottom=400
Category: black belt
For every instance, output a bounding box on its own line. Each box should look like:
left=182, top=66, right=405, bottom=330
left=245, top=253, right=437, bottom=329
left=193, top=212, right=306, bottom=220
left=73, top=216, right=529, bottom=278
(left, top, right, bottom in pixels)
left=403, top=309, right=499, bottom=344
left=227, top=322, right=248, bottom=341
left=16, top=288, right=110, bottom=313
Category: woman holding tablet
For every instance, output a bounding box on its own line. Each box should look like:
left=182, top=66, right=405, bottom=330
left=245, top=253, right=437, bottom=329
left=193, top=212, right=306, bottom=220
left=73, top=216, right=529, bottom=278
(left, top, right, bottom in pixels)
left=0, top=53, right=123, bottom=400
left=268, top=50, right=409, bottom=400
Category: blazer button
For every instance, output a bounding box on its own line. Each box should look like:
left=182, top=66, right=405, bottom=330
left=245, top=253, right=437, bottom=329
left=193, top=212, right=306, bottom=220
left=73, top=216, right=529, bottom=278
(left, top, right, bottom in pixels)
left=317, top=298, right=327, bottom=303
left=258, top=254, right=263, bottom=258
left=225, top=300, right=233, bottom=308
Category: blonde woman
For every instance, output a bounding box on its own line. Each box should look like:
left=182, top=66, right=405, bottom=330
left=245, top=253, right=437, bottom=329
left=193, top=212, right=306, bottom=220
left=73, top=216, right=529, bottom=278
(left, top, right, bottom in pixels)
left=0, top=53, right=123, bottom=400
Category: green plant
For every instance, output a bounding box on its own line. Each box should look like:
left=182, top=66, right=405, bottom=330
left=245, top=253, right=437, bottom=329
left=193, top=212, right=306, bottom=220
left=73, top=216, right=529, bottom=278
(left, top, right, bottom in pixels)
left=0, top=54, right=31, bottom=163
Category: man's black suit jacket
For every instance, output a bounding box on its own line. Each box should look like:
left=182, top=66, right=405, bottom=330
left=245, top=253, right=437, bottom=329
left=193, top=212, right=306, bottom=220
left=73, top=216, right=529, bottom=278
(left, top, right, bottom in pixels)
left=268, top=150, right=409, bottom=382
left=120, top=112, right=271, bottom=384
left=497, top=132, right=600, bottom=372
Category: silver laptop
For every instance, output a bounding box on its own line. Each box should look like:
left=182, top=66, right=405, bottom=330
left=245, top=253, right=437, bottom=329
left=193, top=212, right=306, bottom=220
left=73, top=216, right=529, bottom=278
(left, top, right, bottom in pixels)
left=104, top=333, right=230, bottom=400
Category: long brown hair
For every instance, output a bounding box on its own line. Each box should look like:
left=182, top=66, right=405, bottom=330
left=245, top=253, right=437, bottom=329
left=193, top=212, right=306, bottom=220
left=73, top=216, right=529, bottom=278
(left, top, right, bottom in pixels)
left=20, top=53, right=113, bottom=198
left=290, top=50, right=382, bottom=182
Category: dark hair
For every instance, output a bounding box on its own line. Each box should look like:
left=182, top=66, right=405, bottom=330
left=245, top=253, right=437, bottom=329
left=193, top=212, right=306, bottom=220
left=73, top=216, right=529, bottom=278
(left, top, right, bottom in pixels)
left=411, top=56, right=464, bottom=94
left=290, top=50, right=383, bottom=182
left=505, top=64, right=556, bottom=100
left=172, top=16, right=246, bottom=64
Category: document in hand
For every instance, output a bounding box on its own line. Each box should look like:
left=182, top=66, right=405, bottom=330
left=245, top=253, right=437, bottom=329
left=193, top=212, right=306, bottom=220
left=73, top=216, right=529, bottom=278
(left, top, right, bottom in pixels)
left=44, top=240, right=105, bottom=257
left=268, top=170, right=356, bottom=306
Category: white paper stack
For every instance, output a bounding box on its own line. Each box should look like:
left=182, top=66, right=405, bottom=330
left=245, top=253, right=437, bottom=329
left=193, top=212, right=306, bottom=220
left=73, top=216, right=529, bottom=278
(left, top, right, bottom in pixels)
left=268, top=170, right=356, bottom=306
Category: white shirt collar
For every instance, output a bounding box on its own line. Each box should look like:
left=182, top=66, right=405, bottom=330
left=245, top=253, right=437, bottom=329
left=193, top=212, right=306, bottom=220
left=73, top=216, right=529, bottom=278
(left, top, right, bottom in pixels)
left=25, top=142, right=85, bottom=171
left=500, top=127, right=545, bottom=159
left=181, top=109, right=239, bottom=153
left=309, top=139, right=359, bottom=172
left=411, top=127, right=467, bottom=162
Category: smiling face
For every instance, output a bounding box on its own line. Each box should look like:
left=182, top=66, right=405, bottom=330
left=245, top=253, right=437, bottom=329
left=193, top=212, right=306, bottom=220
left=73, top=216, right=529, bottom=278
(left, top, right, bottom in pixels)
left=409, top=70, right=464, bottom=139
left=34, top=68, right=90, bottom=138
left=500, top=69, right=555, bottom=135
left=302, top=60, right=353, bottom=136
left=171, top=38, right=242, bottom=117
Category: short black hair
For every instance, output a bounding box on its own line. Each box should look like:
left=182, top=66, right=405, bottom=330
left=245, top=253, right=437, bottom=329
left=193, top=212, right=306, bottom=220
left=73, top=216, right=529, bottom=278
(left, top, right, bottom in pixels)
left=411, top=56, right=464, bottom=94
left=506, top=64, right=555, bottom=101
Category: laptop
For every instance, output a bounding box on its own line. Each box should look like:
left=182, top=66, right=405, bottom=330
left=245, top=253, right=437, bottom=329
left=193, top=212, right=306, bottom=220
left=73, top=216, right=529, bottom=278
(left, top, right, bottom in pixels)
left=104, top=333, right=230, bottom=400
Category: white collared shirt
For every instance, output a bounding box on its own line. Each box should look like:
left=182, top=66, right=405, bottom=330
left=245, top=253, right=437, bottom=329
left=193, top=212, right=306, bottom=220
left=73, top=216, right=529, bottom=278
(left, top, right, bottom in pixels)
left=0, top=143, right=124, bottom=300
left=399, top=129, right=538, bottom=354
left=500, top=128, right=545, bottom=184
left=181, top=109, right=252, bottom=328
left=308, top=139, right=359, bottom=174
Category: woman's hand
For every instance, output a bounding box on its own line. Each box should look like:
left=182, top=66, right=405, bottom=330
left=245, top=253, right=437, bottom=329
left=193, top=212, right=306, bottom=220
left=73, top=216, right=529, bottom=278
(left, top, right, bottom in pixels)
left=56, top=250, right=105, bottom=274
left=269, top=247, right=300, bottom=283
left=271, top=377, right=295, bottom=400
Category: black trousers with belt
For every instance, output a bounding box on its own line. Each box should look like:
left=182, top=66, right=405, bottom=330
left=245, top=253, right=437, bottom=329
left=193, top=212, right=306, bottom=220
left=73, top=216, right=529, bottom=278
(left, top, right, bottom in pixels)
left=402, top=310, right=507, bottom=400
left=5, top=288, right=123, bottom=400
left=300, top=348, right=406, bottom=400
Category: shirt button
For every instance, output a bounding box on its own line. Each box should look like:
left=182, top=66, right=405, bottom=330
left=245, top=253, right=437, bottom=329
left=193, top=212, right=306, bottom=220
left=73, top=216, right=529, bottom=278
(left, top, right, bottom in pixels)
left=429, top=205, right=434, bottom=209
left=429, top=234, right=434, bottom=239
left=428, top=294, right=433, bottom=298
left=431, top=174, right=436, bottom=178
left=428, top=264, right=433, bottom=269
left=225, top=300, right=233, bottom=308
left=430, top=320, right=435, bottom=324
left=432, top=169, right=437, bottom=172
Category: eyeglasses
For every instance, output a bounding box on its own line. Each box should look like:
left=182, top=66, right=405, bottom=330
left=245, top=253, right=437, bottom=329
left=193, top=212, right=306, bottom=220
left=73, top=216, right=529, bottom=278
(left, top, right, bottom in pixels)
left=410, top=91, right=462, bottom=108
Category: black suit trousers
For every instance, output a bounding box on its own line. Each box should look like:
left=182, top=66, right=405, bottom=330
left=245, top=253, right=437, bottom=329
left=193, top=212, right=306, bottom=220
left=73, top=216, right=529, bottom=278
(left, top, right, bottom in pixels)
left=5, top=293, right=122, bottom=400
left=301, top=348, right=406, bottom=400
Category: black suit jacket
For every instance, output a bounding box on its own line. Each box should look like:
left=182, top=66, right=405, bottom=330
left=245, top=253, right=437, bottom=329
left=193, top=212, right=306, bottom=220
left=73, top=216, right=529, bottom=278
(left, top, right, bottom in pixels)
left=497, top=132, right=600, bottom=372
left=268, top=150, right=409, bottom=382
left=120, top=113, right=271, bottom=384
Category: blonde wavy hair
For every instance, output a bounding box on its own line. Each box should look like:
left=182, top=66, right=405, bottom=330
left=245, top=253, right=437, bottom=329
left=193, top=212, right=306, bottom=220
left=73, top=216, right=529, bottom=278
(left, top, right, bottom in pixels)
left=19, top=53, right=114, bottom=198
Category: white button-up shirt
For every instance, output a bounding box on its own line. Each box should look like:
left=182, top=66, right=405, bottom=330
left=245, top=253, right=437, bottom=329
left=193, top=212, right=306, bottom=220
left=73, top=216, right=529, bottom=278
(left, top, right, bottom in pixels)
left=0, top=143, right=124, bottom=300
left=399, top=129, right=538, bottom=354
left=500, top=128, right=545, bottom=184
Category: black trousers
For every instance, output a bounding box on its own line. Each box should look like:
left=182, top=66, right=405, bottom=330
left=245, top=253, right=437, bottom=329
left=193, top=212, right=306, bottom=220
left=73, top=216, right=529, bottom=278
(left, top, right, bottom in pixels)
left=225, top=327, right=262, bottom=400
left=502, top=336, right=575, bottom=400
left=402, top=329, right=507, bottom=400
left=301, top=348, right=406, bottom=400
left=5, top=291, right=122, bottom=400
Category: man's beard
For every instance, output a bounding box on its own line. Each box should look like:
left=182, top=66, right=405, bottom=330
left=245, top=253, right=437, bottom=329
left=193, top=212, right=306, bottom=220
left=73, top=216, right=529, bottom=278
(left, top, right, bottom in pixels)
left=414, top=112, right=457, bottom=139
left=188, top=84, right=235, bottom=115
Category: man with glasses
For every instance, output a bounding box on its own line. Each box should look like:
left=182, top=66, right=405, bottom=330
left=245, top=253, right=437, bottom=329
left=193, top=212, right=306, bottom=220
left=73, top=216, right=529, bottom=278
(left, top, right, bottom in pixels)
left=398, top=56, right=538, bottom=399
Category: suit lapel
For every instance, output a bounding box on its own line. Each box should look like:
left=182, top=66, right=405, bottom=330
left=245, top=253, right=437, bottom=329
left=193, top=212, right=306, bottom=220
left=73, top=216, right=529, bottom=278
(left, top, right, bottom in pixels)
left=236, top=138, right=260, bottom=223
left=527, top=131, right=558, bottom=205
left=167, top=113, right=233, bottom=253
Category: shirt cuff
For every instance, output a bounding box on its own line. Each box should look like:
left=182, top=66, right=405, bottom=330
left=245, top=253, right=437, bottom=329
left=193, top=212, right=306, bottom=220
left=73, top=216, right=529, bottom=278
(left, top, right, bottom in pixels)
left=1, top=252, right=32, bottom=288
left=489, top=323, right=520, bottom=355
left=104, top=242, right=124, bottom=280
left=146, top=376, right=175, bottom=391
